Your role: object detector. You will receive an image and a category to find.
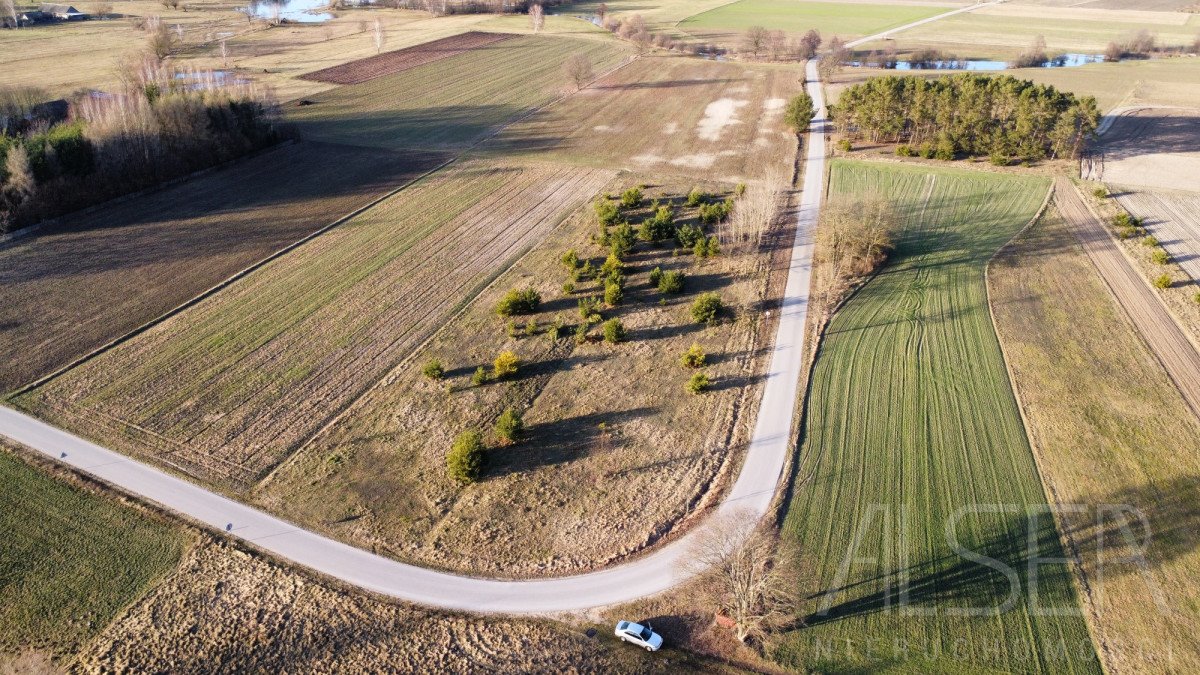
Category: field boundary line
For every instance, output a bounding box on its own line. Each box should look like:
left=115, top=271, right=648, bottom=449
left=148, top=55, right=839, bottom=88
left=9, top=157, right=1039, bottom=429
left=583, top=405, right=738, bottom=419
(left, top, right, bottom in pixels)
left=5, top=155, right=458, bottom=401
left=0, top=140, right=299, bottom=249
left=982, top=183, right=1117, bottom=673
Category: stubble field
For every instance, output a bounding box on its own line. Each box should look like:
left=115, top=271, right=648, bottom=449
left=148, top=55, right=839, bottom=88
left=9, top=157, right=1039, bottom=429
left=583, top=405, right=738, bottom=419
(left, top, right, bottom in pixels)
left=772, top=161, right=1098, bottom=673
left=18, top=161, right=612, bottom=490
left=990, top=208, right=1200, bottom=674
left=483, top=54, right=801, bottom=182
left=679, top=0, right=948, bottom=41
left=0, top=141, right=445, bottom=395
left=255, top=179, right=788, bottom=576
left=286, top=34, right=631, bottom=151
left=299, top=31, right=515, bottom=84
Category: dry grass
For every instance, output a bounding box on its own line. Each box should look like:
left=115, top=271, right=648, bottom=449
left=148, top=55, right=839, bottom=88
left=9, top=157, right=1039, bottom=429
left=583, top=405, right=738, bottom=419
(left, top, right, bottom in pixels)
left=989, top=207, right=1200, bottom=673
left=75, top=537, right=732, bottom=673
left=18, top=161, right=612, bottom=490
left=256, top=180, right=787, bottom=577
left=0, top=142, right=444, bottom=395
left=482, top=54, right=801, bottom=183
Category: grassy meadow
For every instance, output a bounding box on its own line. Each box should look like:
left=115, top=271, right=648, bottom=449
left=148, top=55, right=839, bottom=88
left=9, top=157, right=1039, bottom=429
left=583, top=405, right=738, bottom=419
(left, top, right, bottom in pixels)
left=0, top=444, right=185, bottom=658
left=679, top=0, right=947, bottom=39
left=287, top=35, right=630, bottom=151
left=773, top=161, right=1098, bottom=673
left=990, top=209, right=1200, bottom=674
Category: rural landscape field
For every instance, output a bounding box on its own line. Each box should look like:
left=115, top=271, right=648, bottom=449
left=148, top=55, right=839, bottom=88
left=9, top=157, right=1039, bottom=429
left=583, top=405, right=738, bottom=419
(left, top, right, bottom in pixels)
left=4, top=0, right=1200, bottom=671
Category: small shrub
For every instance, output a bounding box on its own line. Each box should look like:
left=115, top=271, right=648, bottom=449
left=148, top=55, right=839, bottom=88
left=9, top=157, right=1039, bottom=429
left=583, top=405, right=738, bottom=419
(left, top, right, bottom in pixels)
left=734, top=182, right=747, bottom=198
left=562, top=281, right=576, bottom=294
left=675, top=223, right=706, bottom=248
left=686, top=187, right=707, bottom=207
left=422, top=359, right=445, bottom=380
left=836, top=139, right=852, bottom=152
left=918, top=141, right=936, bottom=159
left=1092, top=187, right=1108, bottom=199
left=447, top=430, right=485, bottom=484
left=610, top=222, right=637, bottom=257
left=495, top=287, right=541, bottom=316
left=691, top=292, right=723, bottom=324
left=1112, top=213, right=1133, bottom=229
left=602, top=318, right=626, bottom=343
left=492, top=350, right=520, bottom=380
left=595, top=198, right=620, bottom=225
left=506, top=320, right=518, bottom=338
left=620, top=186, right=643, bottom=209
left=934, top=138, right=956, bottom=161
left=639, top=205, right=675, bottom=242
left=681, top=343, right=706, bottom=368
left=1193, top=292, right=1200, bottom=304
left=694, top=235, right=720, bottom=259
left=604, top=279, right=623, bottom=306
left=471, top=366, right=489, bottom=386
left=895, top=144, right=915, bottom=157
left=524, top=318, right=538, bottom=336
left=494, top=408, right=524, bottom=445
left=988, top=151, right=1008, bottom=167
left=649, top=266, right=664, bottom=287
left=1153, top=273, right=1172, bottom=289
left=547, top=315, right=564, bottom=341
left=574, top=321, right=590, bottom=344
left=686, top=371, right=712, bottom=394
left=1152, top=249, right=1170, bottom=265
left=579, top=296, right=602, bottom=319
left=600, top=253, right=624, bottom=278
left=699, top=200, right=732, bottom=225
left=579, top=260, right=596, bottom=280
left=1142, top=235, right=1158, bottom=247
left=658, top=269, right=685, bottom=294
left=561, top=248, right=579, bottom=269
left=1117, top=226, right=1136, bottom=240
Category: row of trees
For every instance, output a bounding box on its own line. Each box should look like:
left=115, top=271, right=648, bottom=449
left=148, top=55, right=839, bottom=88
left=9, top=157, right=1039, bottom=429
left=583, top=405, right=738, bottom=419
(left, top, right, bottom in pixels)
left=831, top=74, right=1101, bottom=162
left=0, top=62, right=281, bottom=231
left=741, top=26, right=822, bottom=62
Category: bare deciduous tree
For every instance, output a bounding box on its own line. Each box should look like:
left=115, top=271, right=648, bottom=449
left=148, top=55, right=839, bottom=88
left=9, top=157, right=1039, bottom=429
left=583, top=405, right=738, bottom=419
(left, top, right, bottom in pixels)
left=681, top=509, right=806, bottom=644
left=766, top=29, right=786, bottom=61
left=816, top=197, right=896, bottom=293
left=146, top=17, right=174, bottom=60
left=529, top=2, right=543, bottom=33
left=596, top=2, right=606, bottom=21
left=721, top=168, right=786, bottom=253
left=372, top=17, right=385, bottom=53
left=631, top=28, right=652, bottom=54
left=219, top=38, right=229, bottom=68
left=3, top=0, right=19, bottom=28
left=799, top=28, right=821, bottom=59
left=564, top=53, right=593, bottom=91
left=819, top=35, right=847, bottom=81
left=742, top=25, right=767, bottom=59
left=92, top=2, right=112, bottom=19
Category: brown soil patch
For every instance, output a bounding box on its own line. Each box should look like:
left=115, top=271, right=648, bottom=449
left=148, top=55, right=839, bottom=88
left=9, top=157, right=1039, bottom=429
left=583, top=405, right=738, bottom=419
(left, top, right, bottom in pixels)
left=299, top=31, right=516, bottom=85
left=0, top=142, right=446, bottom=395
left=1094, top=108, right=1200, bottom=193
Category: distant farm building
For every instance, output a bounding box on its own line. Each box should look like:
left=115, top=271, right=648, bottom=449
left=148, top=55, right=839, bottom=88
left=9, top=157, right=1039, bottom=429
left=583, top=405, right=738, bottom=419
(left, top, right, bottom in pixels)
left=39, top=3, right=88, bottom=19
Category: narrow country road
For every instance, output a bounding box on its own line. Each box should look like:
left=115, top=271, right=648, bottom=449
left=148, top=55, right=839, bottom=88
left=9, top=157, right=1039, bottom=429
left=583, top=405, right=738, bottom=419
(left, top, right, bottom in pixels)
left=1056, top=177, right=1200, bottom=417
left=0, top=61, right=826, bottom=615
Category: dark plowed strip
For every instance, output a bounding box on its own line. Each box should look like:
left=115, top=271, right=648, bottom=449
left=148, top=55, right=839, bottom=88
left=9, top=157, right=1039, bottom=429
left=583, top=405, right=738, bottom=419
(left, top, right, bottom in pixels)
left=300, top=31, right=516, bottom=85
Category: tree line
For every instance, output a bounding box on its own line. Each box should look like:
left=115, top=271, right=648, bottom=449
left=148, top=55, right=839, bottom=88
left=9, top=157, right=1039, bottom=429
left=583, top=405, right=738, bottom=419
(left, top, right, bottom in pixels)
left=830, top=73, right=1101, bottom=162
left=0, top=59, right=281, bottom=232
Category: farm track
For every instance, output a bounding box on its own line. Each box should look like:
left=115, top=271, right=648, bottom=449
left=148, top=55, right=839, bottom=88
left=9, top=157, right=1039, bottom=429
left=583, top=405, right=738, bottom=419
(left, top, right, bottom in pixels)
left=300, top=31, right=515, bottom=85
left=1057, top=178, right=1200, bottom=417
left=26, top=164, right=614, bottom=488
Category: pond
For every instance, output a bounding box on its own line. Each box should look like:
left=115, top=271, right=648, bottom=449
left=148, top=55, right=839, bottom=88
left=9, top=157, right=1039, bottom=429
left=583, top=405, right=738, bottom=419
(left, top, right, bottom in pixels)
left=849, top=53, right=1105, bottom=71
left=243, top=0, right=334, bottom=23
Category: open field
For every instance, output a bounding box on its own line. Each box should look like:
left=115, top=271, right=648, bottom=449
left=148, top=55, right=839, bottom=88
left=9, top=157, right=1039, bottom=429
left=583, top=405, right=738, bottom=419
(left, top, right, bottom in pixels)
left=287, top=34, right=630, bottom=151
left=257, top=180, right=787, bottom=576
left=18, top=161, right=613, bottom=490
left=679, top=0, right=949, bottom=41
left=484, top=54, right=801, bottom=182
left=74, top=538, right=734, bottom=673
left=990, top=208, right=1200, bottom=674
left=299, top=31, right=514, bottom=84
left=1097, top=108, right=1200, bottom=193
left=0, top=142, right=444, bottom=395
left=0, top=443, right=185, bottom=659
left=1114, top=189, right=1200, bottom=281
left=772, top=160, right=1098, bottom=672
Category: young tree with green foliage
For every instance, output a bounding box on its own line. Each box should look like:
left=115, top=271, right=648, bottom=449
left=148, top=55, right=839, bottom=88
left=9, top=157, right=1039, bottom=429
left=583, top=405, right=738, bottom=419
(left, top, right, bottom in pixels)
left=495, top=288, right=541, bottom=316
left=447, top=430, right=485, bottom=484
left=471, top=366, right=489, bottom=386
left=783, top=91, right=816, bottom=133
left=604, top=278, right=623, bottom=306
left=692, top=293, right=723, bottom=324
left=494, top=408, right=524, bottom=445
left=595, top=198, right=620, bottom=226
left=1154, top=274, right=1172, bottom=289
left=602, top=318, right=626, bottom=344
left=686, top=371, right=712, bottom=394
left=681, top=343, right=706, bottom=369
left=492, top=350, right=520, bottom=380
left=620, top=186, right=643, bottom=209
left=658, top=269, right=685, bottom=294
left=422, top=359, right=445, bottom=380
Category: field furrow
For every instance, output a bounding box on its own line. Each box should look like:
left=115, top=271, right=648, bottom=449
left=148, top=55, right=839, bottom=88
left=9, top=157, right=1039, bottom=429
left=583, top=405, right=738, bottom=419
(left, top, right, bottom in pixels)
left=21, top=162, right=614, bottom=487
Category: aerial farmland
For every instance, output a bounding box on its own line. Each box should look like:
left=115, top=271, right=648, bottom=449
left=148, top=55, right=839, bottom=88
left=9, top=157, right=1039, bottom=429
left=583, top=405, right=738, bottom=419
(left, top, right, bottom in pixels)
left=3, top=0, right=1200, bottom=672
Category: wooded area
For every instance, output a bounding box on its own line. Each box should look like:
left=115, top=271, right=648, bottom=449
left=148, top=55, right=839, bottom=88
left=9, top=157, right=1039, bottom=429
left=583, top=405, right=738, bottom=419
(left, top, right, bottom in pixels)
left=831, top=74, right=1101, bottom=162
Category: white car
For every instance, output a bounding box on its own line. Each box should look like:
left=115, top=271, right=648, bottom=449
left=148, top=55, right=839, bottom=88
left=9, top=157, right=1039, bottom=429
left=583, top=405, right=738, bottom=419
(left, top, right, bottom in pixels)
left=614, top=620, right=664, bottom=651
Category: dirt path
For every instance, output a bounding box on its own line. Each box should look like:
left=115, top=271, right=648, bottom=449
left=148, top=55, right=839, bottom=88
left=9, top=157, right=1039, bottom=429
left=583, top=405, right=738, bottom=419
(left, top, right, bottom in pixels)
left=1056, top=177, right=1200, bottom=417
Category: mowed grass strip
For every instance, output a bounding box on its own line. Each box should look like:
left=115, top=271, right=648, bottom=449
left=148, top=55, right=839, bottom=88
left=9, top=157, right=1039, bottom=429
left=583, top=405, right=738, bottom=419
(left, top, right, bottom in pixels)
left=21, top=162, right=613, bottom=489
left=990, top=209, right=1200, bottom=673
left=679, top=0, right=946, bottom=39
left=287, top=35, right=630, bottom=151
left=0, top=142, right=446, bottom=395
left=483, top=55, right=799, bottom=181
left=0, top=444, right=185, bottom=657
left=774, top=161, right=1098, bottom=673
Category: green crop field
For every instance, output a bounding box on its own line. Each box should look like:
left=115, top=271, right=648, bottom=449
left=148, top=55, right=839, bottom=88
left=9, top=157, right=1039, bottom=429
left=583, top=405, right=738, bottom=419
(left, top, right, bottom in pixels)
left=679, top=0, right=946, bottom=39
left=773, top=161, right=1098, bottom=673
left=0, top=446, right=184, bottom=657
left=287, top=35, right=630, bottom=151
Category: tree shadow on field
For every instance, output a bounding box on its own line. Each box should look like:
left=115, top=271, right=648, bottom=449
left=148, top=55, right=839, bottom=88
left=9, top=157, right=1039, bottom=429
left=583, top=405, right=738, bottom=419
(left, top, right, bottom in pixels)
left=485, top=407, right=658, bottom=478
left=593, top=77, right=744, bottom=91
left=1098, top=113, right=1200, bottom=161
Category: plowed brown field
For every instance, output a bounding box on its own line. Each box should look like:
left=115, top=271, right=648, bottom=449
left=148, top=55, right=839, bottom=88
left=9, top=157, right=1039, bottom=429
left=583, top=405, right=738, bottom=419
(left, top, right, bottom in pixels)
left=19, top=162, right=613, bottom=489
left=299, top=31, right=516, bottom=85
left=0, top=142, right=446, bottom=395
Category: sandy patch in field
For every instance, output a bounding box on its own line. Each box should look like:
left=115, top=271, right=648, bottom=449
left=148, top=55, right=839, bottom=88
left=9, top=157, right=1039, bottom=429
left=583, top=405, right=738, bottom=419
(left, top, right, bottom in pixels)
left=696, top=98, right=749, bottom=142
left=662, top=121, right=679, bottom=135
left=593, top=124, right=617, bottom=133
left=1095, top=108, right=1200, bottom=193
left=669, top=154, right=718, bottom=169
left=763, top=98, right=786, bottom=113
